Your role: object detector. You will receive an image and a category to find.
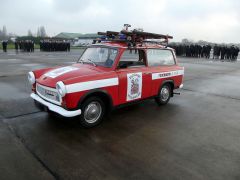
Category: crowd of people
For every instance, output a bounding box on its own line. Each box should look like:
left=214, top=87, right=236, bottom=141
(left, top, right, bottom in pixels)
left=212, top=45, right=239, bottom=60
left=169, top=44, right=239, bottom=61
left=15, top=40, right=35, bottom=52
left=1, top=40, right=239, bottom=61
left=1, top=39, right=71, bottom=52
left=39, top=40, right=70, bottom=52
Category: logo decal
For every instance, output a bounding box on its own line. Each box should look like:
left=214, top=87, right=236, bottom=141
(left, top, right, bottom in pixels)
left=45, top=66, right=78, bottom=78
left=127, top=73, right=142, bottom=101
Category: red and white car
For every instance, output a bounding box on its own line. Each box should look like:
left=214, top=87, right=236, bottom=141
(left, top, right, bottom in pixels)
left=28, top=30, right=184, bottom=127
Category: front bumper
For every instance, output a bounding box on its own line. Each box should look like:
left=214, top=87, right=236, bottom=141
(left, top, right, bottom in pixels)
left=30, top=93, right=81, bottom=117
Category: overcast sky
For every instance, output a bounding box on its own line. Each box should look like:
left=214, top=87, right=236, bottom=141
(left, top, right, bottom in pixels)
left=0, top=0, right=239, bottom=43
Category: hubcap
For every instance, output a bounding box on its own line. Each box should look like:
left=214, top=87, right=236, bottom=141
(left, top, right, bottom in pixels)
left=84, top=101, right=102, bottom=124
left=160, top=86, right=170, bottom=102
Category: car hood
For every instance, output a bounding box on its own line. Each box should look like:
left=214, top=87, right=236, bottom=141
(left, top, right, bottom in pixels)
left=37, top=64, right=102, bottom=88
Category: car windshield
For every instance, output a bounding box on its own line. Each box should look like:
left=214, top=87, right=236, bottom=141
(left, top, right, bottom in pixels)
left=78, top=47, right=118, bottom=68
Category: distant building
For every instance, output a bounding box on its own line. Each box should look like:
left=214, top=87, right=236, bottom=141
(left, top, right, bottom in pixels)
left=55, top=32, right=100, bottom=46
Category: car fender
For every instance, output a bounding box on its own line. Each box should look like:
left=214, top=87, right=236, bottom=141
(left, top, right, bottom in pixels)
left=78, top=89, right=114, bottom=111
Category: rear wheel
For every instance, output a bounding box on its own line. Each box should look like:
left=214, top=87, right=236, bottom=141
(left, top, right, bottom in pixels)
left=80, top=96, right=105, bottom=128
left=155, top=84, right=171, bottom=105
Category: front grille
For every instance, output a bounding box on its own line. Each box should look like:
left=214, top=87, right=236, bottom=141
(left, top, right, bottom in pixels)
left=36, top=83, right=61, bottom=104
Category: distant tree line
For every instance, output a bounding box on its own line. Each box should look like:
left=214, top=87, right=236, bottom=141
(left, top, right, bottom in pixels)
left=0, top=25, right=48, bottom=41
left=0, top=26, right=9, bottom=40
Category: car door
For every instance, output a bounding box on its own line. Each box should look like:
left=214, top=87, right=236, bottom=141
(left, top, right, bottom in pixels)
left=116, top=49, right=152, bottom=104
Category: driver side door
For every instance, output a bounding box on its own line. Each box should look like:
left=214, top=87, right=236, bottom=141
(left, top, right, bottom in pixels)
left=116, top=49, right=152, bottom=104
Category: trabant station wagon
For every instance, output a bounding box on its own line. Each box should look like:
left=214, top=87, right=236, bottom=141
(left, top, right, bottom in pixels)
left=28, top=27, right=184, bottom=127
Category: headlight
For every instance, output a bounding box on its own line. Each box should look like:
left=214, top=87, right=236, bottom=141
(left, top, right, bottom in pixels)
left=56, top=81, right=67, bottom=97
left=28, top=72, right=35, bottom=84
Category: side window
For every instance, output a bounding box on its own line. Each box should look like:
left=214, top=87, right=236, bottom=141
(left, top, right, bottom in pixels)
left=147, top=49, right=175, bottom=66
left=118, top=49, right=146, bottom=68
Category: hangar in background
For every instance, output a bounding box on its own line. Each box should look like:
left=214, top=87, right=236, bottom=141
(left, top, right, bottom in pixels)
left=55, top=32, right=100, bottom=46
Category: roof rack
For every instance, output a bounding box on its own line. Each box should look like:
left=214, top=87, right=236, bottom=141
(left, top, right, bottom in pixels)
left=94, top=26, right=173, bottom=48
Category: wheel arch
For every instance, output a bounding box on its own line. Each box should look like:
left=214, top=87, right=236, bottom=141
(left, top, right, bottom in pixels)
left=159, top=79, right=175, bottom=97
left=78, top=89, right=114, bottom=111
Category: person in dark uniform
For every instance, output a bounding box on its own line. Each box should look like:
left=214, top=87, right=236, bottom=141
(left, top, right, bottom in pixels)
left=213, top=44, right=219, bottom=60
left=67, top=42, right=70, bottom=51
left=2, top=41, right=8, bottom=52
left=226, top=46, right=231, bottom=60
left=206, top=45, right=211, bottom=59
left=220, top=46, right=226, bottom=61
left=230, top=46, right=235, bottom=61
left=14, top=41, right=19, bottom=52
left=234, top=47, right=239, bottom=60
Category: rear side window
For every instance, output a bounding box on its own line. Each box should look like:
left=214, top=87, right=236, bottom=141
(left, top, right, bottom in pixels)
left=118, top=49, right=146, bottom=68
left=147, top=49, right=175, bottom=66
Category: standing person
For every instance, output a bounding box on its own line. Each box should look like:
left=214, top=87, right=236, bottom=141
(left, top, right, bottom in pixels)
left=39, top=40, right=43, bottom=51
left=226, top=46, right=231, bottom=60
left=206, top=45, right=211, bottom=59
left=67, top=42, right=70, bottom=52
left=2, top=41, right=8, bottom=52
left=230, top=45, right=235, bottom=61
left=213, top=44, right=219, bottom=60
left=198, top=45, right=202, bottom=58
left=234, top=47, right=239, bottom=60
left=14, top=41, right=19, bottom=52
left=32, top=41, right=34, bottom=52
left=202, top=45, right=206, bottom=58
left=220, top=46, right=226, bottom=61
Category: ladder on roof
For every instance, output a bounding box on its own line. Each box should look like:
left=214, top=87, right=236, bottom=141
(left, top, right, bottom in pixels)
left=93, top=25, right=173, bottom=48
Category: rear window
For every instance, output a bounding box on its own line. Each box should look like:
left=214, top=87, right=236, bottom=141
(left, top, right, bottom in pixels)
left=147, top=49, right=175, bottom=66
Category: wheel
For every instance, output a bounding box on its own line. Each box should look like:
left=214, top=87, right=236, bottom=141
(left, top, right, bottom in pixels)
left=155, top=84, right=171, bottom=105
left=80, top=96, right=105, bottom=128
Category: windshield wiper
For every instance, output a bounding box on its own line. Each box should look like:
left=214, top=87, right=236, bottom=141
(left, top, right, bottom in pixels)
left=78, top=59, right=97, bottom=66
left=79, top=59, right=84, bottom=64
left=86, top=59, right=97, bottom=67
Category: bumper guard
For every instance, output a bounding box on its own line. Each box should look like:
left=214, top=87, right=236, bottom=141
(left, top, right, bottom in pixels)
left=30, top=93, right=81, bottom=117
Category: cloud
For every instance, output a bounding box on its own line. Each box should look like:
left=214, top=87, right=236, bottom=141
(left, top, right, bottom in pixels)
left=0, top=0, right=239, bottom=43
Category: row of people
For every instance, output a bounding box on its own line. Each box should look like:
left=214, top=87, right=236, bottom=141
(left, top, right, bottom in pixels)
left=15, top=40, right=34, bottom=52
left=213, top=45, right=239, bottom=60
left=39, top=40, right=70, bottom=52
left=169, top=44, right=239, bottom=61
left=169, top=44, right=212, bottom=58
left=1, top=40, right=71, bottom=52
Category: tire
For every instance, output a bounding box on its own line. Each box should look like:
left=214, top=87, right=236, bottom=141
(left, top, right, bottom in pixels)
left=155, top=83, right=171, bottom=106
left=79, top=96, right=105, bottom=128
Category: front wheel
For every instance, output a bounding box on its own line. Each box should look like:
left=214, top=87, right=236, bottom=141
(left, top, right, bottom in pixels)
left=155, top=84, right=171, bottom=106
left=80, top=96, right=105, bottom=128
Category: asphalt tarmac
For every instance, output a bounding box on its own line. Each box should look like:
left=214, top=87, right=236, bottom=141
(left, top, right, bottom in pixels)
left=0, top=49, right=240, bottom=180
